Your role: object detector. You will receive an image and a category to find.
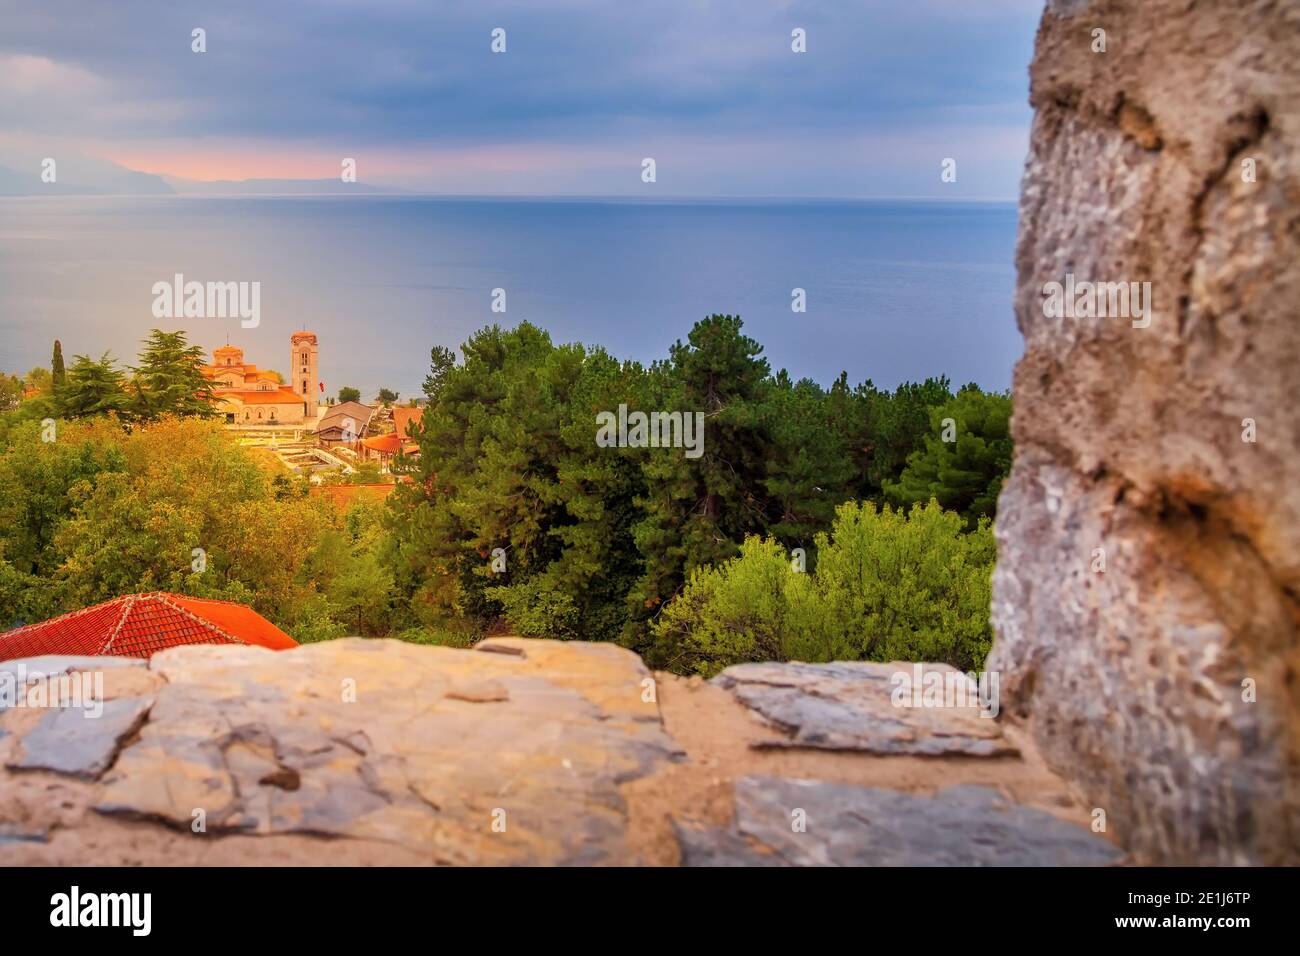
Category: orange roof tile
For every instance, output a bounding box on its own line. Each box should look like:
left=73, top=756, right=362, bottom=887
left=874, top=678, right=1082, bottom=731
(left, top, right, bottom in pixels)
left=361, top=433, right=404, bottom=454
left=391, top=406, right=423, bottom=439
left=0, top=593, right=297, bottom=662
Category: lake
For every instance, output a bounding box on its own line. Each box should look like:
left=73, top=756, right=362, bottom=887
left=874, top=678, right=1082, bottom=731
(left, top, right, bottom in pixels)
left=0, top=196, right=1021, bottom=399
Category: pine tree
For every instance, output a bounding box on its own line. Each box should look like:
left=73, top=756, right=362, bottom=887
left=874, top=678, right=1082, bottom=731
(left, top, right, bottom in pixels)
left=859, top=376, right=953, bottom=497
left=59, top=354, right=130, bottom=418
left=760, top=371, right=857, bottom=548
left=884, top=385, right=1012, bottom=526
left=131, top=329, right=214, bottom=420
left=628, top=315, right=772, bottom=662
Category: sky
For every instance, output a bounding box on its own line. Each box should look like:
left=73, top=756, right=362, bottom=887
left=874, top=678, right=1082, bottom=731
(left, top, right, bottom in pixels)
left=0, top=0, right=1042, bottom=198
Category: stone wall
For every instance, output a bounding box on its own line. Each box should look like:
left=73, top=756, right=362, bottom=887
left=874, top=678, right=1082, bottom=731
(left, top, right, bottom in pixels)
left=988, top=0, right=1300, bottom=863
left=1, top=642, right=1119, bottom=865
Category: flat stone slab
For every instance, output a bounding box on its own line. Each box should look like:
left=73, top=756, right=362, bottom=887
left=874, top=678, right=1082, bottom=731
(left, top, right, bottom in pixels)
left=94, top=638, right=682, bottom=865
left=677, top=777, right=1123, bottom=866
left=711, top=661, right=1016, bottom=756
left=1, top=655, right=146, bottom=715
left=9, top=698, right=152, bottom=779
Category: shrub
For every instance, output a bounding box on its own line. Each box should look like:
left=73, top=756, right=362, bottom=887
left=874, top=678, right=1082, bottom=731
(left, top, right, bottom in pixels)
left=394, top=624, right=479, bottom=649
left=652, top=499, right=995, bottom=676
left=486, top=578, right=582, bottom=639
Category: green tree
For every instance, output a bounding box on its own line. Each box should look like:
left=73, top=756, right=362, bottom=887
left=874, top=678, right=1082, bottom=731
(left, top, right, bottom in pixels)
left=338, top=386, right=361, bottom=404
left=0, top=415, right=399, bottom=642
left=884, top=385, right=1012, bottom=526
left=629, top=315, right=773, bottom=662
left=59, top=353, right=130, bottom=419
left=388, top=324, right=646, bottom=640
left=377, top=387, right=399, bottom=405
left=0, top=417, right=126, bottom=579
left=652, top=500, right=996, bottom=676
left=51, top=341, right=66, bottom=390
left=130, top=329, right=214, bottom=420
left=24, top=367, right=53, bottom=396
left=760, top=371, right=857, bottom=548
left=858, top=377, right=953, bottom=497
left=424, top=346, right=456, bottom=400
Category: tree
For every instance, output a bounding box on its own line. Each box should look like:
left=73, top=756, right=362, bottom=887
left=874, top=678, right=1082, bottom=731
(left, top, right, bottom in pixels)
left=130, top=329, right=214, bottom=420
left=388, top=324, right=647, bottom=640
left=0, top=417, right=127, bottom=582
left=857, top=377, right=953, bottom=497
left=760, top=371, right=857, bottom=547
left=629, top=315, right=773, bottom=663
left=423, top=346, right=456, bottom=401
left=59, top=354, right=130, bottom=419
left=0, top=374, right=23, bottom=413
left=652, top=500, right=996, bottom=676
left=24, top=367, right=52, bottom=396
left=376, top=387, right=399, bottom=405
left=884, top=385, right=1012, bottom=526
left=0, top=415, right=395, bottom=642
left=338, top=386, right=361, bottom=404
left=51, top=341, right=66, bottom=390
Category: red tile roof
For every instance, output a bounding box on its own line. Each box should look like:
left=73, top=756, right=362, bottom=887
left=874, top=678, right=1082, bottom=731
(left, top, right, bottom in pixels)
left=0, top=593, right=297, bottom=662
left=361, top=432, right=405, bottom=455
left=391, top=406, right=423, bottom=439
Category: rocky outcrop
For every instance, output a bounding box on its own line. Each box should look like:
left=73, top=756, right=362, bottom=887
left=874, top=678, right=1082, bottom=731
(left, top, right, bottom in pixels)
left=675, top=779, right=1121, bottom=867
left=989, top=0, right=1300, bottom=863
left=0, top=639, right=1118, bottom=865
left=712, top=661, right=1015, bottom=756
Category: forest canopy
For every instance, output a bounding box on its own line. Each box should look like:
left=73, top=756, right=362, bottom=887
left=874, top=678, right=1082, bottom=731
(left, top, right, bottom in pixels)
left=1, top=318, right=1011, bottom=673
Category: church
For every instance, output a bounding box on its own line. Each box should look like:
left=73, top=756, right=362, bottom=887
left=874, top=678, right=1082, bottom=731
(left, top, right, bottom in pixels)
left=202, top=331, right=320, bottom=425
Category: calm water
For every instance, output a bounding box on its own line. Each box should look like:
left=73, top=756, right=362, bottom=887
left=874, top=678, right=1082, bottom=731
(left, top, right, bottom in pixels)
left=0, top=196, right=1020, bottom=399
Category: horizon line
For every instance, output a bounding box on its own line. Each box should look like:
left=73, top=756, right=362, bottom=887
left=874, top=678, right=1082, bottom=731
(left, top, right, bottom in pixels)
left=1, top=191, right=1020, bottom=204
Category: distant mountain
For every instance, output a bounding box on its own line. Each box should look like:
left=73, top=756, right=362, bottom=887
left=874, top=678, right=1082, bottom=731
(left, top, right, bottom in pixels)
left=0, top=146, right=400, bottom=197
left=163, top=177, right=405, bottom=195
left=0, top=156, right=173, bottom=196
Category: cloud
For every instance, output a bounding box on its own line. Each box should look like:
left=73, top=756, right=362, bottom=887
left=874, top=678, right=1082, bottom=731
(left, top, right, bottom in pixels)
left=0, top=0, right=1040, bottom=196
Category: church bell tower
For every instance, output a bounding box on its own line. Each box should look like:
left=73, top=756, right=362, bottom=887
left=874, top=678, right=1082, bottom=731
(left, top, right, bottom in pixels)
left=290, top=331, right=319, bottom=418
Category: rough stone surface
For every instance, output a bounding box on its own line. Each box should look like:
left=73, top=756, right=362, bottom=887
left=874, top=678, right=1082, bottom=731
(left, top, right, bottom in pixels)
left=0, top=638, right=1114, bottom=866
left=0, top=656, right=147, bottom=715
left=9, top=698, right=152, bottom=779
left=444, top=679, right=509, bottom=703
left=712, top=661, right=1016, bottom=757
left=676, top=778, right=1122, bottom=867
left=94, top=638, right=681, bottom=865
left=990, top=0, right=1300, bottom=863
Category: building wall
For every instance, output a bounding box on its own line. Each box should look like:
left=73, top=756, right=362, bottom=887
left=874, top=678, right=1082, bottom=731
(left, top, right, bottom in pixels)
left=291, top=333, right=319, bottom=418
left=218, top=398, right=305, bottom=425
